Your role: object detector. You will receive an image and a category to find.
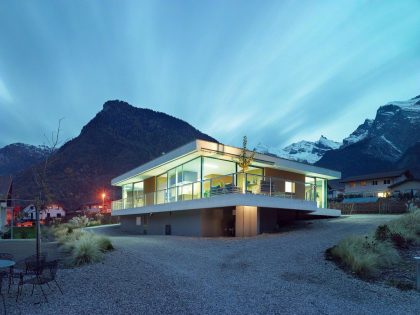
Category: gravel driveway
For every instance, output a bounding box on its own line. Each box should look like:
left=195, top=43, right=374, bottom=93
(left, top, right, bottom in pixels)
left=6, top=215, right=420, bottom=315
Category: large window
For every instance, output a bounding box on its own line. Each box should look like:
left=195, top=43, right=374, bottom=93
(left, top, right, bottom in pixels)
left=305, top=177, right=327, bottom=208
left=202, top=157, right=236, bottom=197
left=156, top=157, right=201, bottom=203
left=122, top=184, right=134, bottom=208
left=133, top=182, right=144, bottom=207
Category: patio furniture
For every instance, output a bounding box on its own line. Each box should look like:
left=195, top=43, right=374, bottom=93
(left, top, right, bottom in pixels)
left=17, top=260, right=62, bottom=303
left=0, top=254, right=19, bottom=295
left=1, top=272, right=6, bottom=315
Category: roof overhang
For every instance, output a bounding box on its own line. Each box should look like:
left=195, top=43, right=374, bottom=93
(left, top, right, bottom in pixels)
left=111, top=139, right=341, bottom=186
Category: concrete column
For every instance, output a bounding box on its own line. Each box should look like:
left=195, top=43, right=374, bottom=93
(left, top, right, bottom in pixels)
left=235, top=206, right=259, bottom=237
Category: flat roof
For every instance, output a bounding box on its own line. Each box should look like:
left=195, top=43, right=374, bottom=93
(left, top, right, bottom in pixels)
left=112, top=139, right=341, bottom=186
left=340, top=170, right=409, bottom=183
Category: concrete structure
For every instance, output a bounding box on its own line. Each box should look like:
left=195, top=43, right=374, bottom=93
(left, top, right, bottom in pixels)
left=0, top=175, right=13, bottom=232
left=341, top=170, right=411, bottom=203
left=111, top=139, right=341, bottom=237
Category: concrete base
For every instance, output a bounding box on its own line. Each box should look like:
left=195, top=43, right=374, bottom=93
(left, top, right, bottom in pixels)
left=119, top=206, right=340, bottom=237
left=235, top=206, right=259, bottom=237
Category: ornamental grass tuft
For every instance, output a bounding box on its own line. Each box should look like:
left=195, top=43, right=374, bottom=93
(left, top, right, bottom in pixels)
left=330, top=235, right=400, bottom=277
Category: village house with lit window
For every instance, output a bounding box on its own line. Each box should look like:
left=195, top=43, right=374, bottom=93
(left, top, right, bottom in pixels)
left=340, top=170, right=411, bottom=203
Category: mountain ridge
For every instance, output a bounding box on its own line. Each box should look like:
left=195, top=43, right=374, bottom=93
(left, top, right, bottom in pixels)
left=13, top=100, right=216, bottom=209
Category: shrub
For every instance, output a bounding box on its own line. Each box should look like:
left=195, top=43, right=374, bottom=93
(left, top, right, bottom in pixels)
left=375, top=224, right=391, bottom=241
left=69, top=215, right=89, bottom=228
left=95, top=213, right=104, bottom=224
left=330, top=235, right=400, bottom=277
left=88, top=220, right=101, bottom=227
left=70, top=234, right=103, bottom=266
left=95, top=236, right=114, bottom=252
left=388, top=209, right=420, bottom=245
left=390, top=232, right=409, bottom=249
left=57, top=229, right=83, bottom=245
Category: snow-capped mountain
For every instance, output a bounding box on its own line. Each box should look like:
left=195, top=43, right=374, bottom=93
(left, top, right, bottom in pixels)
left=316, top=94, right=420, bottom=177
left=0, top=143, right=50, bottom=176
left=256, top=136, right=341, bottom=164
left=342, top=119, right=373, bottom=147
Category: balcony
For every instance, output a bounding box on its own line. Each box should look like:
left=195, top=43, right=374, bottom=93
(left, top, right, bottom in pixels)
left=112, top=172, right=318, bottom=211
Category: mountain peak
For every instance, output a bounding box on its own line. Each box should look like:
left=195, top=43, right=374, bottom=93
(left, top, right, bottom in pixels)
left=256, top=136, right=340, bottom=164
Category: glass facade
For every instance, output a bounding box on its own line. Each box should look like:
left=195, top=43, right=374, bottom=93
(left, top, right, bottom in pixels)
left=305, top=176, right=327, bottom=208
left=119, top=156, right=328, bottom=209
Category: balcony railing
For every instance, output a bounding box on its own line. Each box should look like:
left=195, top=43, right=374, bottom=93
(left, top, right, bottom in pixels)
left=112, top=172, right=317, bottom=211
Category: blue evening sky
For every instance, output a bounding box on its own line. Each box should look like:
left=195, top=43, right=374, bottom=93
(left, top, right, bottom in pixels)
left=0, top=0, right=419, bottom=148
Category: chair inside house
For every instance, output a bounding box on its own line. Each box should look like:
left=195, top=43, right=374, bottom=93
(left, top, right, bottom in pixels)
left=260, top=180, right=275, bottom=195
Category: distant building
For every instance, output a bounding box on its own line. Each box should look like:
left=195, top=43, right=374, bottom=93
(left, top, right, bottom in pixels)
left=389, top=179, right=420, bottom=200
left=340, top=170, right=411, bottom=203
left=78, top=201, right=111, bottom=216
left=0, top=175, right=13, bottom=232
left=22, top=204, right=66, bottom=220
left=327, top=180, right=344, bottom=200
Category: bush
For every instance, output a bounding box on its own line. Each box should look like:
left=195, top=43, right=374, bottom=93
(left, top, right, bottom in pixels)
left=95, top=236, right=114, bottom=252
left=70, top=234, right=103, bottom=266
left=388, top=209, right=420, bottom=245
left=330, top=235, right=400, bottom=277
left=69, top=215, right=89, bottom=228
left=375, top=224, right=391, bottom=241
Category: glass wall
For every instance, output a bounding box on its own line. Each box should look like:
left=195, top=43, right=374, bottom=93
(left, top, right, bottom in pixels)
left=237, top=166, right=264, bottom=193
left=133, top=182, right=144, bottom=207
left=202, top=157, right=236, bottom=197
left=122, top=183, right=134, bottom=208
left=305, top=177, right=327, bottom=208
left=156, top=157, right=201, bottom=203
left=316, top=178, right=327, bottom=208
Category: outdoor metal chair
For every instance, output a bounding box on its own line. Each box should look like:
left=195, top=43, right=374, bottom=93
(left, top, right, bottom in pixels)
left=0, top=272, right=6, bottom=315
left=24, top=253, right=47, bottom=274
left=16, top=260, right=63, bottom=303
left=0, top=253, right=17, bottom=295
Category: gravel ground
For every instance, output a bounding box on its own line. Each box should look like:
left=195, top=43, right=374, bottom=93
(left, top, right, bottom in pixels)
left=5, top=215, right=420, bottom=315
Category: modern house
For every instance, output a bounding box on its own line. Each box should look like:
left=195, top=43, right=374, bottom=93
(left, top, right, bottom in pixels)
left=111, top=139, right=341, bottom=237
left=0, top=175, right=13, bottom=232
left=340, top=170, right=411, bottom=203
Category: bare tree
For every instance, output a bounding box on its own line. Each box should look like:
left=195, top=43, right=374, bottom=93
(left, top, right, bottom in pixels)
left=32, top=118, right=63, bottom=264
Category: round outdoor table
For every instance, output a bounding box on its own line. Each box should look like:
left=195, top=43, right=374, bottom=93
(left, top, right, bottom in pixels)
left=0, top=259, right=15, bottom=268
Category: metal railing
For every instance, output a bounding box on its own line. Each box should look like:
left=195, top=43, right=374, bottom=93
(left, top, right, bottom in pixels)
left=112, top=172, right=317, bottom=211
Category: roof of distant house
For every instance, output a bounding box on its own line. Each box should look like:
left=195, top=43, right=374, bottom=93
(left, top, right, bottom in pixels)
left=327, top=179, right=345, bottom=190
left=388, top=178, right=420, bottom=189
left=0, top=175, right=13, bottom=200
left=340, top=170, right=410, bottom=183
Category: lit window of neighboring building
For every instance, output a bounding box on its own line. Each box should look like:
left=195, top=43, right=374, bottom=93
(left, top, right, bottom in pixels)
left=360, top=181, right=367, bottom=186
left=350, top=182, right=356, bottom=187
left=377, top=192, right=387, bottom=198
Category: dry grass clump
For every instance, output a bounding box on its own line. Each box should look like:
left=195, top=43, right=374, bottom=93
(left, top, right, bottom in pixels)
left=330, top=235, right=400, bottom=277
left=95, top=236, right=114, bottom=252
left=328, top=209, right=419, bottom=279
left=387, top=209, right=420, bottom=245
left=71, top=234, right=104, bottom=266
left=51, top=223, right=113, bottom=266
